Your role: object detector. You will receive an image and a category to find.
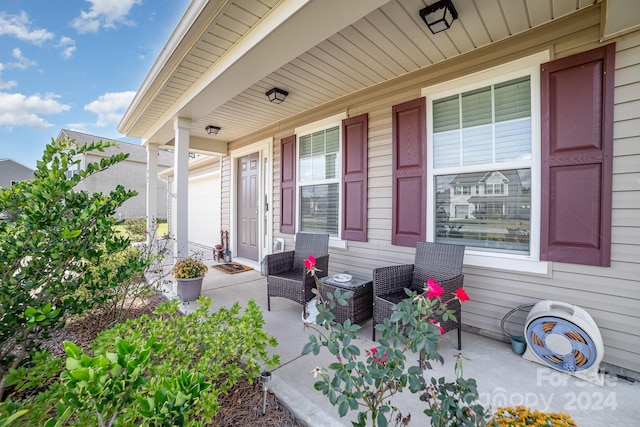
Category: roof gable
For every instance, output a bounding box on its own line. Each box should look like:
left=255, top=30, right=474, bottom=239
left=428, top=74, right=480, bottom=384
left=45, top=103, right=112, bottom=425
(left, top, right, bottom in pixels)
left=58, top=129, right=173, bottom=167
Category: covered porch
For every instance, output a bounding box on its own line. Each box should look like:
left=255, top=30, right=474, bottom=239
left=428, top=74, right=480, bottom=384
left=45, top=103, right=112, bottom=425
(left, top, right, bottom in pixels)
left=120, top=0, right=640, bottom=398
left=164, top=249, right=638, bottom=426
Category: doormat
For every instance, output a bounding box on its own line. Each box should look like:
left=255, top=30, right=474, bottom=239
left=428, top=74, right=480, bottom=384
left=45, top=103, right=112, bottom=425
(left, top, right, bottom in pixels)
left=211, top=262, right=253, bottom=274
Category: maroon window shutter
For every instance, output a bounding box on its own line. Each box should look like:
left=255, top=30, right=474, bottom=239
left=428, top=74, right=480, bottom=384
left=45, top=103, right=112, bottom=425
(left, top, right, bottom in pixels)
left=392, top=98, right=427, bottom=247
left=280, top=134, right=296, bottom=234
left=342, top=113, right=368, bottom=242
left=540, top=44, right=615, bottom=266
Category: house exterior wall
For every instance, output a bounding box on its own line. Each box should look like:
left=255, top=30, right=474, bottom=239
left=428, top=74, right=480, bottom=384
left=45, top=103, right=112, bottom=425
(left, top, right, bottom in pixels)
left=0, top=159, right=34, bottom=188
left=220, top=9, right=640, bottom=375
left=75, top=153, right=169, bottom=220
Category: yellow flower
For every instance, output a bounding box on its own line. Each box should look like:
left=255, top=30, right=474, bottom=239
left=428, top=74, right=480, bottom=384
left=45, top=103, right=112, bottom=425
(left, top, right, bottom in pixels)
left=490, top=406, right=577, bottom=427
left=172, top=256, right=208, bottom=278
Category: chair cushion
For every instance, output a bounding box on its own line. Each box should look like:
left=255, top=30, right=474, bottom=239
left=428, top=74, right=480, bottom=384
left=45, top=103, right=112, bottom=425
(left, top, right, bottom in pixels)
left=269, top=268, right=305, bottom=282
left=377, top=289, right=411, bottom=305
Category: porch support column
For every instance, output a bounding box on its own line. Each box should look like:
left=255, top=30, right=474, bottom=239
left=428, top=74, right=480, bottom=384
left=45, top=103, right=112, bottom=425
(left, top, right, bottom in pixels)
left=173, top=117, right=191, bottom=260
left=146, top=142, right=159, bottom=246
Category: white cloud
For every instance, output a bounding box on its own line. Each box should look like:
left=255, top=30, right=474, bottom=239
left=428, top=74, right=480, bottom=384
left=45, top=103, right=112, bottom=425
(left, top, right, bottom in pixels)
left=0, top=92, right=70, bottom=129
left=0, top=11, right=54, bottom=44
left=84, top=91, right=136, bottom=127
left=66, top=122, right=90, bottom=134
left=9, top=48, right=37, bottom=70
left=0, top=63, right=17, bottom=90
left=57, top=37, right=77, bottom=59
left=71, top=0, right=143, bottom=33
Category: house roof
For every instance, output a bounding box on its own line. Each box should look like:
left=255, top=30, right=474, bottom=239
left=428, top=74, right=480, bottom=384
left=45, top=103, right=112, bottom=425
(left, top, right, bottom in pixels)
left=117, top=0, right=639, bottom=154
left=0, top=158, right=34, bottom=172
left=57, top=129, right=173, bottom=167
left=451, top=170, right=523, bottom=186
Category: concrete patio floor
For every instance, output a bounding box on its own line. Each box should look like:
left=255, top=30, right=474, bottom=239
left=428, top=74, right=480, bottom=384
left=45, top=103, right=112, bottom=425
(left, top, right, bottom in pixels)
left=164, top=253, right=637, bottom=427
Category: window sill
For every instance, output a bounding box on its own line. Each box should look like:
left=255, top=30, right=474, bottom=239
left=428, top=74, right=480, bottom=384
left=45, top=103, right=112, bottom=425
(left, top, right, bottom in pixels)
left=329, top=238, right=347, bottom=250
left=464, top=251, right=550, bottom=276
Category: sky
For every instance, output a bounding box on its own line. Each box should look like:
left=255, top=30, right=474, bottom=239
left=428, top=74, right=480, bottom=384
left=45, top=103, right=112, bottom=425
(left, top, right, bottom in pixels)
left=0, top=0, right=190, bottom=169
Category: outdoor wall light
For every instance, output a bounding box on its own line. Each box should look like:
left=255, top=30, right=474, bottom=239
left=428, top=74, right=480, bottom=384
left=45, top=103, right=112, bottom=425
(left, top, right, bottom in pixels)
left=420, top=0, right=458, bottom=34
left=266, top=87, right=288, bottom=104
left=205, top=125, right=221, bottom=135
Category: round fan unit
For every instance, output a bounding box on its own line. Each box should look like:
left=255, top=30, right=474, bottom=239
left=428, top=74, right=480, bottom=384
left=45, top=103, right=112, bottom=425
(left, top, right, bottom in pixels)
left=522, top=300, right=604, bottom=386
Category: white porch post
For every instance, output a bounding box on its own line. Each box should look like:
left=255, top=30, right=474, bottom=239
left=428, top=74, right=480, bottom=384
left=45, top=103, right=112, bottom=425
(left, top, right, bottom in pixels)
left=146, top=142, right=159, bottom=246
left=173, top=117, right=191, bottom=259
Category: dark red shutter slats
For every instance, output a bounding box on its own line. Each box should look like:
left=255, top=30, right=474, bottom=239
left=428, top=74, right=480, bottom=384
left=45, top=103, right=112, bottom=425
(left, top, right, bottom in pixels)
left=342, top=114, right=368, bottom=242
left=540, top=44, right=615, bottom=266
left=392, top=98, right=427, bottom=247
left=280, top=134, right=296, bottom=234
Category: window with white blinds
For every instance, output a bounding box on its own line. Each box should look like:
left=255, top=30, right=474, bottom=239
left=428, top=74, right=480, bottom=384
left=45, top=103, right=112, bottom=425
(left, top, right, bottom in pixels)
left=433, top=76, right=532, bottom=168
left=431, top=76, right=533, bottom=255
left=298, top=125, right=340, bottom=236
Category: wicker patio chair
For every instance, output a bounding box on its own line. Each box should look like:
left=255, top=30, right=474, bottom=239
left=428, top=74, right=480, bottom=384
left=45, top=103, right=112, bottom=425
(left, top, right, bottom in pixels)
left=265, top=233, right=329, bottom=318
left=372, top=241, right=465, bottom=349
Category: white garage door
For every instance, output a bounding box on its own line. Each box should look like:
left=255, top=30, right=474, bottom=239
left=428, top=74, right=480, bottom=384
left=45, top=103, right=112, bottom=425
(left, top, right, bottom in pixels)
left=188, top=173, right=220, bottom=247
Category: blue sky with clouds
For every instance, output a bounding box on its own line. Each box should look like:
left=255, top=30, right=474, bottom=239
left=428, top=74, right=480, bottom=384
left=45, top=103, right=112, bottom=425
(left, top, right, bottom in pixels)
left=0, top=0, right=190, bottom=169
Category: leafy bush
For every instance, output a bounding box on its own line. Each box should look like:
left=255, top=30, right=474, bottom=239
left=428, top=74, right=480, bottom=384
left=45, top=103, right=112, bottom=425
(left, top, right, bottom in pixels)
left=3, top=350, right=63, bottom=399
left=122, top=217, right=147, bottom=242
left=303, top=256, right=489, bottom=427
left=3, top=297, right=280, bottom=426
left=0, top=137, right=140, bottom=400
left=50, top=337, right=211, bottom=427
left=84, top=220, right=173, bottom=323
left=87, top=297, right=279, bottom=424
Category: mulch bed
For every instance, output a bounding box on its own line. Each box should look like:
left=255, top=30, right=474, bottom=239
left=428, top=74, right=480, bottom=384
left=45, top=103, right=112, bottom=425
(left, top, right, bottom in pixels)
left=211, top=375, right=301, bottom=427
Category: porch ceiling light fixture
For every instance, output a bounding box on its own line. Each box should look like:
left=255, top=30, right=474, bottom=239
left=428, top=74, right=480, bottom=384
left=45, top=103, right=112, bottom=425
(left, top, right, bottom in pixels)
left=205, top=125, right=221, bottom=135
left=266, top=87, right=288, bottom=104
left=420, top=0, right=458, bottom=34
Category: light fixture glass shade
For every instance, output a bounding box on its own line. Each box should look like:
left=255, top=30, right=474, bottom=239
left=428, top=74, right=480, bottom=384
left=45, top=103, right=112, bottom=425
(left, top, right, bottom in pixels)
left=266, top=87, right=288, bottom=103
left=205, top=125, right=221, bottom=135
left=420, top=0, right=458, bottom=34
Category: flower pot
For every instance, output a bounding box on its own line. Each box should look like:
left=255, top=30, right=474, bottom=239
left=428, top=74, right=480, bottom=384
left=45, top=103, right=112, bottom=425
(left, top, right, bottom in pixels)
left=176, top=276, right=203, bottom=301
left=511, top=335, right=526, bottom=355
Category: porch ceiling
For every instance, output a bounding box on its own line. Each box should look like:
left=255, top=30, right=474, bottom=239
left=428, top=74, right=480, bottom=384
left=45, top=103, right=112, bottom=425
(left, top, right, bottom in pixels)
left=118, top=0, right=606, bottom=153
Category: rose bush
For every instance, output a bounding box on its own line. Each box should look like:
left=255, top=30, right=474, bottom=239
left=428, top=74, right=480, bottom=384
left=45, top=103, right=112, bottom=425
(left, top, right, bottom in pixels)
left=302, top=255, right=489, bottom=427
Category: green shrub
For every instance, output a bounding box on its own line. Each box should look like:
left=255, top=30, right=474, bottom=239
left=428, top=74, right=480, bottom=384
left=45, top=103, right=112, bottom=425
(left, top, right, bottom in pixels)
left=88, top=297, right=279, bottom=424
left=303, top=256, right=489, bottom=427
left=6, top=298, right=279, bottom=426
left=49, top=337, right=212, bottom=427
left=0, top=137, right=140, bottom=401
left=122, top=217, right=147, bottom=242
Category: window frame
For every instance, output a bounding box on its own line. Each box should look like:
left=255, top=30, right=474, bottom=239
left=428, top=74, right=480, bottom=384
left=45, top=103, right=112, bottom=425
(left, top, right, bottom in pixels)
left=422, top=52, right=550, bottom=274
left=294, top=113, right=346, bottom=243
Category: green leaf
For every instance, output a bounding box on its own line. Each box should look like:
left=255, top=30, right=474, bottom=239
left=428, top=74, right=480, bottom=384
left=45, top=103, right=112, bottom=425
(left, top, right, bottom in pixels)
left=338, top=400, right=349, bottom=417
left=63, top=392, right=83, bottom=408
left=69, top=367, right=91, bottom=381
left=377, top=410, right=388, bottom=427
left=63, top=341, right=81, bottom=359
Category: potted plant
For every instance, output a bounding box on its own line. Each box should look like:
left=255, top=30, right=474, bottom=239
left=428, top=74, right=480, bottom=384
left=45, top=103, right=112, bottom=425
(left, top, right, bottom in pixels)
left=173, top=253, right=208, bottom=301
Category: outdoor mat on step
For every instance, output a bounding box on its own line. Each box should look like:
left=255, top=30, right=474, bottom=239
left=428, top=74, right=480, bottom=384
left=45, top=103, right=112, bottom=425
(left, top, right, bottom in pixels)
left=211, top=262, right=253, bottom=274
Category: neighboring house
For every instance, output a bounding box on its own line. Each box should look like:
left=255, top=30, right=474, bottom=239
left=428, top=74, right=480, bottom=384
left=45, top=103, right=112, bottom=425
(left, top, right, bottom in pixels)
left=159, top=155, right=221, bottom=248
left=0, top=158, right=33, bottom=188
left=57, top=129, right=173, bottom=219
left=118, top=1, right=640, bottom=378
